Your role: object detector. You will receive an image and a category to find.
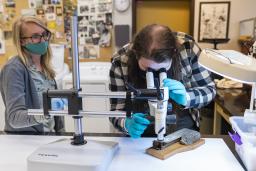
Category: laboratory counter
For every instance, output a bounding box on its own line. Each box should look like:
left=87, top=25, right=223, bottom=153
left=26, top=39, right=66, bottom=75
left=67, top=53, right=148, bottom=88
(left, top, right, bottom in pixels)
left=0, top=131, right=246, bottom=171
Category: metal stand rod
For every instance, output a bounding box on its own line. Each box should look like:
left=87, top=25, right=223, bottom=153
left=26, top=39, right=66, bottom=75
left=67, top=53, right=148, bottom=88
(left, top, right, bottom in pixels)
left=28, top=109, right=127, bottom=117
left=71, top=14, right=84, bottom=144
left=78, top=92, right=128, bottom=98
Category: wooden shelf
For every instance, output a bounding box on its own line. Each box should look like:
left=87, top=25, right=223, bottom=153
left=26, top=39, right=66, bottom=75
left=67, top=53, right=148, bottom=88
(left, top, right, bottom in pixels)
left=238, top=39, right=254, bottom=55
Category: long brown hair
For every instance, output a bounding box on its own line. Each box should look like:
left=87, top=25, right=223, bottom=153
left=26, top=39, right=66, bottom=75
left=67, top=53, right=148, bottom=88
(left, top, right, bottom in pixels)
left=127, top=24, right=181, bottom=89
left=12, top=16, right=55, bottom=79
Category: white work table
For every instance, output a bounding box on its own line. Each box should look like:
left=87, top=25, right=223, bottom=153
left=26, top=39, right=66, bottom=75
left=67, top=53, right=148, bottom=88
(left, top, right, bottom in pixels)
left=0, top=134, right=244, bottom=171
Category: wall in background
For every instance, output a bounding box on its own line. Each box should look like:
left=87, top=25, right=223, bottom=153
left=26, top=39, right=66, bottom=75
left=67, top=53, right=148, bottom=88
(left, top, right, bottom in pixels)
left=193, top=0, right=256, bottom=50
left=136, top=1, right=190, bottom=34
left=113, top=5, right=132, bottom=38
left=1, top=0, right=256, bottom=62
left=112, top=1, right=133, bottom=52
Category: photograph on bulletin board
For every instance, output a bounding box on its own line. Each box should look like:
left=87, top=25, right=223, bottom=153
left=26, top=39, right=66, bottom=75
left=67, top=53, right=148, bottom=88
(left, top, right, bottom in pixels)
left=43, top=0, right=61, bottom=5
left=78, top=4, right=89, bottom=16
left=5, top=0, right=16, bottom=8
left=28, top=0, right=43, bottom=8
left=36, top=8, right=44, bottom=15
left=77, top=0, right=113, bottom=58
left=56, top=6, right=62, bottom=16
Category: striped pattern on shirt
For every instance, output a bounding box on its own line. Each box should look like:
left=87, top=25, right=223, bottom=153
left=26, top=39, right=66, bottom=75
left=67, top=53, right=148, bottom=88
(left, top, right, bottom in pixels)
left=109, top=32, right=216, bottom=132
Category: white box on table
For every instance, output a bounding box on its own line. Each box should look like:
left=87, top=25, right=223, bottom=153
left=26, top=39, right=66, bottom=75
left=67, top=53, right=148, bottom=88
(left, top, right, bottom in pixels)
left=230, top=116, right=256, bottom=171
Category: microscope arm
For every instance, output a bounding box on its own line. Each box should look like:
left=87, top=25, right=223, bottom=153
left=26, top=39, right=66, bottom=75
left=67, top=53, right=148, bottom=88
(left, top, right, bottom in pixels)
left=27, top=88, right=166, bottom=118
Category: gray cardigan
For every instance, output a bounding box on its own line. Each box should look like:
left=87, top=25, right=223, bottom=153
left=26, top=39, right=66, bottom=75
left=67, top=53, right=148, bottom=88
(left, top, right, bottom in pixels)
left=0, top=56, right=64, bottom=134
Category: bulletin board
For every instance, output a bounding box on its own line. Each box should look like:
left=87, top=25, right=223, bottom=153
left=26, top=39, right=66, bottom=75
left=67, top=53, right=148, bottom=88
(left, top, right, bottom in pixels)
left=0, top=0, right=66, bottom=67
left=0, top=0, right=113, bottom=68
left=0, top=0, right=29, bottom=66
left=73, top=0, right=113, bottom=64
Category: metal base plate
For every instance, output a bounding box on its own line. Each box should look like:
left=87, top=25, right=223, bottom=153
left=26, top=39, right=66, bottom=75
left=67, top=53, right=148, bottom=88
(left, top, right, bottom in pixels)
left=27, top=138, right=119, bottom=171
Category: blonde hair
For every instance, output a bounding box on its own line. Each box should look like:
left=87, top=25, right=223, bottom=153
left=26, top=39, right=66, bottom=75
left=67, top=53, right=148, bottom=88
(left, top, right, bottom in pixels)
left=12, top=16, right=55, bottom=79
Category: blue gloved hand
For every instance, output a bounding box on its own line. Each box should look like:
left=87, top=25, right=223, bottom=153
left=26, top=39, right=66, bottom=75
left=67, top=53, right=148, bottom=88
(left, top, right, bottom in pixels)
left=51, top=98, right=67, bottom=110
left=125, top=113, right=150, bottom=139
left=163, top=78, right=187, bottom=106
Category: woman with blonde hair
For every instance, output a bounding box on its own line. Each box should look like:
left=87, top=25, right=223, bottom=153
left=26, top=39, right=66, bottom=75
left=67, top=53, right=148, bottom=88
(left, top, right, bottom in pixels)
left=0, top=16, right=65, bottom=134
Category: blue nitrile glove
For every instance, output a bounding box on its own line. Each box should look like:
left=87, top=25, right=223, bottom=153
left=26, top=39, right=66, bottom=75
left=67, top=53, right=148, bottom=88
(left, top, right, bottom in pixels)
left=163, top=78, right=187, bottom=106
left=125, top=113, right=150, bottom=139
left=51, top=98, right=67, bottom=110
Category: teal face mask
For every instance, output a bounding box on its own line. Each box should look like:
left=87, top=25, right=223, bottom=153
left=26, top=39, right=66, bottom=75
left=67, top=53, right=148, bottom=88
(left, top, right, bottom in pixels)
left=24, top=41, right=49, bottom=55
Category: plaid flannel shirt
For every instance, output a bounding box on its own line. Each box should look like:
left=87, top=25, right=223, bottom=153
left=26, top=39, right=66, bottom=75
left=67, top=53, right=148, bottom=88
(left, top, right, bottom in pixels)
left=109, top=32, right=216, bottom=133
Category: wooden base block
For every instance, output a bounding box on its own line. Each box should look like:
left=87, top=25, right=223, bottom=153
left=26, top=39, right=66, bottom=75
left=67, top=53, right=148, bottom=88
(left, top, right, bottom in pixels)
left=146, top=138, right=205, bottom=160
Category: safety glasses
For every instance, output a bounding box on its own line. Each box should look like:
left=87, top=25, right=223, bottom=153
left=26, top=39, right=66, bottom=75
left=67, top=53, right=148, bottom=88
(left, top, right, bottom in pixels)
left=21, top=31, right=51, bottom=43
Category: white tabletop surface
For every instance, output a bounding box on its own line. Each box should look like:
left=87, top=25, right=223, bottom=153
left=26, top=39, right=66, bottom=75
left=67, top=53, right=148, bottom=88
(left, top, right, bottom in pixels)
left=0, top=135, right=244, bottom=171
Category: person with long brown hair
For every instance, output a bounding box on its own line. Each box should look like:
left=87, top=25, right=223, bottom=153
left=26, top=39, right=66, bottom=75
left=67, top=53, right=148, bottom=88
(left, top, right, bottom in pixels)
left=0, top=16, right=65, bottom=134
left=109, top=24, right=216, bottom=138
